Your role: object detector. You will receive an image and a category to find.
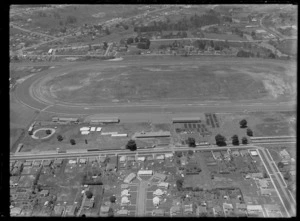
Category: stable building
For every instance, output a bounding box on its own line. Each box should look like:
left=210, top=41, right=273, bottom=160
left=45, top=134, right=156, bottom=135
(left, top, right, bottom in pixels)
left=172, top=117, right=201, bottom=123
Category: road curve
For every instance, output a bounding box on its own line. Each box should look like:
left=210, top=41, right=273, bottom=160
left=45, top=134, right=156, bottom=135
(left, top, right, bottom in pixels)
left=13, top=57, right=296, bottom=116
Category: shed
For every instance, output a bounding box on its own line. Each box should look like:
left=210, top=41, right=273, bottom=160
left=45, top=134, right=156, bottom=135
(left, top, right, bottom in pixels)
left=250, top=150, right=258, bottom=156
left=80, top=127, right=90, bottom=131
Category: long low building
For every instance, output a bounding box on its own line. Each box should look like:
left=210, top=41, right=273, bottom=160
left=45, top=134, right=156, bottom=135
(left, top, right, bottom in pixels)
left=88, top=117, right=120, bottom=124
left=172, top=117, right=201, bottom=123
left=133, top=131, right=171, bottom=138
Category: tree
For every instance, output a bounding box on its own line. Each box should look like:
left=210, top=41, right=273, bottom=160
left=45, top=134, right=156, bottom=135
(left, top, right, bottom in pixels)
left=231, top=135, right=239, bottom=146
left=70, top=139, right=76, bottom=145
left=277, top=162, right=284, bottom=169
left=215, top=134, right=226, bottom=146
left=187, top=137, right=196, bottom=147
left=263, top=172, right=268, bottom=178
left=45, top=129, right=51, bottom=135
left=239, top=119, right=247, bottom=128
left=110, top=195, right=116, bottom=203
left=241, top=137, right=248, bottom=144
left=176, top=179, right=184, bottom=191
left=283, top=171, right=290, bottom=181
left=85, top=190, right=93, bottom=199
left=188, top=150, right=194, bottom=156
left=127, top=37, right=134, bottom=44
left=126, top=139, right=137, bottom=151
left=246, top=128, right=253, bottom=136
left=57, top=135, right=63, bottom=142
left=105, top=27, right=110, bottom=35
left=176, top=152, right=183, bottom=158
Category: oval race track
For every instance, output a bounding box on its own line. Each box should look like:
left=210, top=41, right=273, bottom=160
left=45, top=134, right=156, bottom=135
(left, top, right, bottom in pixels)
left=14, top=57, right=296, bottom=116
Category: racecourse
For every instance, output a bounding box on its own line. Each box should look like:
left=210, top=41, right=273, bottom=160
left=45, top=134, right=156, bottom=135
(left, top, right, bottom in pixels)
left=13, top=56, right=296, bottom=117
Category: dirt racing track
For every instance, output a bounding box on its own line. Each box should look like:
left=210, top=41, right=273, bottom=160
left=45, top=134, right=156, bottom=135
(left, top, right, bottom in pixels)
left=14, top=56, right=296, bottom=116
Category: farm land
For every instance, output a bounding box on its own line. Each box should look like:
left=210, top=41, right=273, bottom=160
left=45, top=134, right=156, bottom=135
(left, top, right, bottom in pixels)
left=10, top=149, right=289, bottom=217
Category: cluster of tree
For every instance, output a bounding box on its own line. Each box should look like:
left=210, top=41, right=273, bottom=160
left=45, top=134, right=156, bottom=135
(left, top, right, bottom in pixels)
left=66, top=15, right=77, bottom=25
left=187, top=137, right=196, bottom=147
left=126, top=140, right=137, bottom=151
left=189, top=13, right=221, bottom=29
left=231, top=135, right=239, bottom=146
left=176, top=179, right=184, bottom=191
left=237, top=50, right=255, bottom=57
left=162, top=31, right=187, bottom=39
left=215, top=134, right=226, bottom=146
left=239, top=119, right=247, bottom=128
left=137, top=38, right=151, bottom=49
left=134, top=12, right=220, bottom=34
left=70, top=139, right=76, bottom=145
left=45, top=129, right=51, bottom=135
left=57, top=135, right=63, bottom=141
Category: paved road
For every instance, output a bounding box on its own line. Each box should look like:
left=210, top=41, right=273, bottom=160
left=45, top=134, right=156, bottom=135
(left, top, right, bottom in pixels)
left=13, top=57, right=296, bottom=116
left=258, top=149, right=296, bottom=217
left=136, top=181, right=147, bottom=216
left=150, top=37, right=275, bottom=43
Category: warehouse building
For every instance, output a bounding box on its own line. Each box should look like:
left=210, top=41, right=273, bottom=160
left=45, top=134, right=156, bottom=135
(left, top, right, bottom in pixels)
left=172, top=117, right=201, bottom=123
left=133, top=131, right=171, bottom=138
left=87, top=117, right=120, bottom=124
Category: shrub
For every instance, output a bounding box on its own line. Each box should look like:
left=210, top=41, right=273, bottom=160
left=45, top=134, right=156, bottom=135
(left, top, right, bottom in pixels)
left=45, top=129, right=51, bottom=135
left=70, top=139, right=76, bottom=145
left=187, top=137, right=196, bottom=147
left=241, top=137, right=248, bottom=144
left=239, top=119, right=247, bottom=128
left=126, top=140, right=137, bottom=151
left=57, top=135, right=63, bottom=142
left=247, top=128, right=253, bottom=136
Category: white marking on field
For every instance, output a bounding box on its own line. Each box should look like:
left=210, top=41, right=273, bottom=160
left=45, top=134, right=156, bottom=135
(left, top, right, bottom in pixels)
left=84, top=107, right=89, bottom=109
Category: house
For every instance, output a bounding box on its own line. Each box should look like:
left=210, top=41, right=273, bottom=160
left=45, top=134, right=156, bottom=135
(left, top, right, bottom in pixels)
left=212, top=152, right=222, bottom=160
left=165, top=153, right=173, bottom=158
left=79, top=158, right=87, bottom=164
left=124, top=173, right=136, bottom=183
left=83, top=200, right=94, bottom=209
left=152, top=209, right=165, bottom=216
left=196, top=206, right=207, bottom=216
left=236, top=203, right=247, bottom=216
left=240, top=150, right=249, bottom=157
left=119, top=155, right=126, bottom=162
left=231, top=150, right=240, bottom=157
left=251, top=172, right=264, bottom=179
left=121, top=196, right=130, bottom=205
left=53, top=159, right=63, bottom=166
left=153, top=189, right=165, bottom=196
left=43, top=160, right=52, bottom=167
left=23, top=161, right=32, bottom=167
left=156, top=155, right=165, bottom=160
left=68, top=160, right=76, bottom=164
left=180, top=156, right=188, bottom=166
left=10, top=207, right=22, bottom=216
left=121, top=189, right=130, bottom=197
left=247, top=205, right=264, bottom=217
left=65, top=205, right=78, bottom=216
left=153, top=196, right=160, bottom=206
left=157, top=182, right=169, bottom=189
left=100, top=206, right=110, bottom=216
left=250, top=150, right=258, bottom=156
left=184, top=204, right=193, bottom=214
left=40, top=190, right=49, bottom=197
left=99, top=156, right=107, bottom=163
left=213, top=205, right=223, bottom=217
left=137, top=156, right=146, bottom=162
left=170, top=205, right=181, bottom=216
left=280, top=149, right=291, bottom=160
left=116, top=209, right=129, bottom=216
left=121, top=184, right=129, bottom=189
left=127, top=156, right=135, bottom=162
left=223, top=203, right=234, bottom=216
left=153, top=173, right=167, bottom=181
left=54, top=205, right=64, bottom=216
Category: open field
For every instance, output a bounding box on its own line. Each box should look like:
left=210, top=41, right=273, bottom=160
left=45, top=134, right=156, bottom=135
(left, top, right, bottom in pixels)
left=34, top=57, right=296, bottom=105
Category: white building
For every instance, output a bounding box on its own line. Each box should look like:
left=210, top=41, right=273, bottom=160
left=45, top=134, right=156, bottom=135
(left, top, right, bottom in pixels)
left=121, top=189, right=130, bottom=197
left=137, top=170, right=153, bottom=176
left=137, top=157, right=146, bottom=162
left=157, top=182, right=169, bottom=189
left=121, top=197, right=130, bottom=205
left=153, top=189, right=165, bottom=196
left=153, top=196, right=160, bottom=206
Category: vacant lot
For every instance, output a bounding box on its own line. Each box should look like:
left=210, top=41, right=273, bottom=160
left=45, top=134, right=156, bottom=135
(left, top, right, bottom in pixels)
left=39, top=58, right=296, bottom=105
